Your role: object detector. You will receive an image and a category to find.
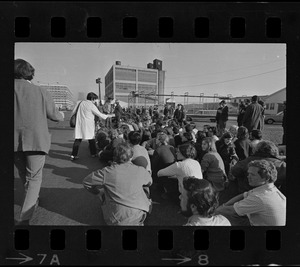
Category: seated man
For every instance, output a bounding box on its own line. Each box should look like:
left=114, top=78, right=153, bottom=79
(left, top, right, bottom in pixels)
left=215, top=159, right=286, bottom=226
left=181, top=177, right=231, bottom=226
left=83, top=143, right=152, bottom=226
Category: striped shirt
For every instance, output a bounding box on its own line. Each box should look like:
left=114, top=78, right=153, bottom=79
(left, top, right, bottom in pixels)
left=233, top=183, right=286, bottom=226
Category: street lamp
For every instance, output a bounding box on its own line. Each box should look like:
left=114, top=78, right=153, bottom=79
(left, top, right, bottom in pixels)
left=96, top=78, right=102, bottom=106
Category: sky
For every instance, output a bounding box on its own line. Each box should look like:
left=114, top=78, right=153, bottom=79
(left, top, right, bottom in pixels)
left=15, top=43, right=286, bottom=103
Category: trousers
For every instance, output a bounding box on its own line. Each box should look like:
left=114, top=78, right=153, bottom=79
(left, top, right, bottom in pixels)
left=71, top=139, right=97, bottom=156
left=14, top=151, right=46, bottom=222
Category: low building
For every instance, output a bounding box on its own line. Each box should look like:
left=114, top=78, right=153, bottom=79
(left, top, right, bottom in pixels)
left=264, top=88, right=286, bottom=115
left=40, top=84, right=74, bottom=110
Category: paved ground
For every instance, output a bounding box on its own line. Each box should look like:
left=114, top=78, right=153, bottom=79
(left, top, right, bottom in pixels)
left=14, top=111, right=283, bottom=226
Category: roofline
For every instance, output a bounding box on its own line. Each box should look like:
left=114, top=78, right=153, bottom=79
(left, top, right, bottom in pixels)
left=265, top=87, right=286, bottom=99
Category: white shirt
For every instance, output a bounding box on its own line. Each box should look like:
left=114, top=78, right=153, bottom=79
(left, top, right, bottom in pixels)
left=233, top=183, right=286, bottom=226
left=158, top=158, right=203, bottom=193
left=185, top=214, right=231, bottom=226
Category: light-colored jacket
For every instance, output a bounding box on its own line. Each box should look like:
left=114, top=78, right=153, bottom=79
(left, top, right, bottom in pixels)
left=73, top=100, right=108, bottom=139
left=14, top=79, right=64, bottom=154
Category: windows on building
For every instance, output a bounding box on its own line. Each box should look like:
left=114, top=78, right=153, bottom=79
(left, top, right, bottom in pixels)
left=270, top=103, right=275, bottom=110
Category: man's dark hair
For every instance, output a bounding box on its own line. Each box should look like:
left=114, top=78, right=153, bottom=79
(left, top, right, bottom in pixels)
left=128, top=131, right=142, bottom=145
left=183, top=131, right=193, bottom=142
left=252, top=95, right=259, bottom=102
left=250, top=129, right=262, bottom=140
left=14, top=59, right=35, bottom=80
left=183, top=177, right=219, bottom=217
left=87, top=92, right=98, bottom=100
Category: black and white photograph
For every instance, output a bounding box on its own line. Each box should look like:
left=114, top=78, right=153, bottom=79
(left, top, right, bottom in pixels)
left=14, top=42, right=286, bottom=227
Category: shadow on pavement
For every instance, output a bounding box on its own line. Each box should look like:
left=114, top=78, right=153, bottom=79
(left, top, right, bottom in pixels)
left=35, top=187, right=105, bottom=225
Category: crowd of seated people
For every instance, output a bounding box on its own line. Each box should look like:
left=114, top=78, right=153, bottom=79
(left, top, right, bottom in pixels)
left=83, top=104, right=286, bottom=226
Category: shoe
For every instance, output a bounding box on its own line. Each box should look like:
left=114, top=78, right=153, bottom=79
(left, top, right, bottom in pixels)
left=70, top=155, right=79, bottom=161
left=91, top=154, right=97, bottom=158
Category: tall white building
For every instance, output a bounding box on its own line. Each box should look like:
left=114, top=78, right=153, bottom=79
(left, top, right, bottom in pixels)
left=40, top=84, right=74, bottom=110
left=104, top=59, right=165, bottom=107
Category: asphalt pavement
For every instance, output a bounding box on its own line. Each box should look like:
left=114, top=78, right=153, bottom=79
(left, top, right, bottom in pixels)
left=14, top=112, right=186, bottom=226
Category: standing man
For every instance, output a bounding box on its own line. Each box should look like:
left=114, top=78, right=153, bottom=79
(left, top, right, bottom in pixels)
left=242, top=95, right=264, bottom=133
left=14, top=59, right=64, bottom=225
left=102, top=97, right=113, bottom=128
left=216, top=100, right=229, bottom=137
left=173, top=104, right=185, bottom=127
left=114, top=99, right=123, bottom=128
left=282, top=101, right=286, bottom=145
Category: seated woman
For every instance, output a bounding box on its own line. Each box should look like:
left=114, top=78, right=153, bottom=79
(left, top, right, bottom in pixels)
left=249, top=129, right=263, bottom=154
left=215, top=132, right=239, bottom=176
left=157, top=143, right=202, bottom=202
left=181, top=177, right=231, bottom=226
left=234, top=126, right=252, bottom=161
left=200, top=137, right=227, bottom=192
left=83, top=143, right=152, bottom=226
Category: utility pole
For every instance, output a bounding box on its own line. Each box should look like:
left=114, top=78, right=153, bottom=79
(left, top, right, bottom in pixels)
left=96, top=78, right=102, bottom=106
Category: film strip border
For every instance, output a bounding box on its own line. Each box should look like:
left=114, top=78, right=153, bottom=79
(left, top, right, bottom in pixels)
left=8, top=2, right=297, bottom=41
left=8, top=227, right=283, bottom=265
left=15, top=16, right=282, bottom=39
left=2, top=1, right=300, bottom=266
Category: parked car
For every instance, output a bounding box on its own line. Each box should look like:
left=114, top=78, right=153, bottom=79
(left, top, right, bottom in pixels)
left=186, top=110, right=217, bottom=122
left=264, top=111, right=283, bottom=124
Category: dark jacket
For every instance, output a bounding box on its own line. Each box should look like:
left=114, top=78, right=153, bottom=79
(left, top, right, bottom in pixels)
left=234, top=139, right=252, bottom=161
left=216, top=105, right=229, bottom=123
left=242, top=102, right=264, bottom=132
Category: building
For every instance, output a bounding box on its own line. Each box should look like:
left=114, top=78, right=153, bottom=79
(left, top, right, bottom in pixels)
left=104, top=59, right=165, bottom=108
left=40, top=84, right=74, bottom=110
left=264, top=88, right=286, bottom=115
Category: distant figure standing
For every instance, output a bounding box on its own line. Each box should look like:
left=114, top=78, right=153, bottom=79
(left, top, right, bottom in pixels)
left=173, top=104, right=185, bottom=127
left=282, top=101, right=286, bottom=145
left=14, top=59, right=64, bottom=225
left=237, top=101, right=247, bottom=127
left=215, top=100, right=229, bottom=137
left=102, top=97, right=113, bottom=128
left=114, top=99, right=123, bottom=128
left=242, top=95, right=264, bottom=133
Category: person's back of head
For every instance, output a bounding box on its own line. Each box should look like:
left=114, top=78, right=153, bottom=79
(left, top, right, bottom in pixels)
left=185, top=124, right=193, bottom=133
left=250, top=129, right=262, bottom=140
left=15, top=59, right=35, bottom=81
left=252, top=95, right=259, bottom=103
left=183, top=177, right=218, bottom=218
left=128, top=131, right=142, bottom=145
left=196, top=130, right=206, bottom=143
left=178, top=143, right=197, bottom=159
left=113, top=143, right=134, bottom=164
left=237, top=126, right=249, bottom=140
left=254, top=140, right=279, bottom=158
left=182, top=132, right=193, bottom=143
left=173, top=126, right=180, bottom=135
